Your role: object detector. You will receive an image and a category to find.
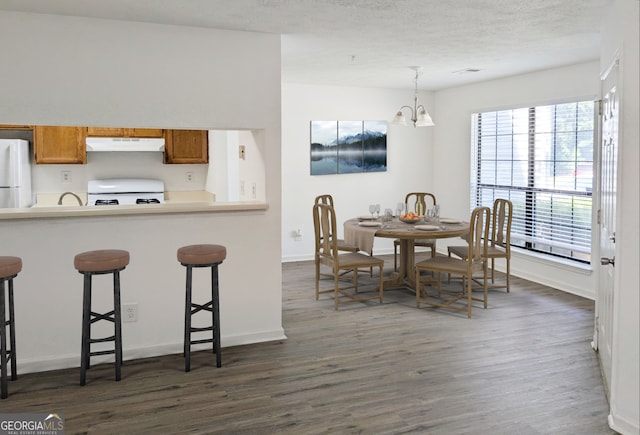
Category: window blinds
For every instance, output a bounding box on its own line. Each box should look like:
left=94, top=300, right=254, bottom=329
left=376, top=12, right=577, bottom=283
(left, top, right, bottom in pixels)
left=471, top=101, right=595, bottom=263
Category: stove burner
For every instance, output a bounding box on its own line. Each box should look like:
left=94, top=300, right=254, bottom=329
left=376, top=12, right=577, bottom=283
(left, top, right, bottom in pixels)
left=136, top=198, right=161, bottom=204
left=95, top=199, right=120, bottom=205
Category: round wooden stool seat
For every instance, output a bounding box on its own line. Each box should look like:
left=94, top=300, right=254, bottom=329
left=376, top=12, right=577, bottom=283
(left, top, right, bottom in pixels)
left=177, top=244, right=226, bottom=265
left=0, top=257, right=22, bottom=279
left=74, top=250, right=130, bottom=273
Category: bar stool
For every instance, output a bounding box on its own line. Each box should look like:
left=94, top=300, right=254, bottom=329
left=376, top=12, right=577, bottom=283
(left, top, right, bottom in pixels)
left=74, top=249, right=129, bottom=386
left=177, top=244, right=226, bottom=372
left=0, top=256, right=21, bottom=399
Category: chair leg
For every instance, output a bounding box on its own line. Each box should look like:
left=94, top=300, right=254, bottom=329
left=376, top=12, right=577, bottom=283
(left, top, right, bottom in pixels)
left=483, top=266, right=488, bottom=309
left=334, top=271, right=339, bottom=311
left=466, top=273, right=472, bottom=319
left=506, top=258, right=511, bottom=293
left=377, top=264, right=383, bottom=304
left=314, top=258, right=320, bottom=300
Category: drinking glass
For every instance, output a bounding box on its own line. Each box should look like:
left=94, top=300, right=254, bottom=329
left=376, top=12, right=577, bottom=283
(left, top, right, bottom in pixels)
left=375, top=204, right=381, bottom=218
left=368, top=204, right=376, bottom=217
left=383, top=208, right=393, bottom=227
left=396, top=202, right=405, bottom=217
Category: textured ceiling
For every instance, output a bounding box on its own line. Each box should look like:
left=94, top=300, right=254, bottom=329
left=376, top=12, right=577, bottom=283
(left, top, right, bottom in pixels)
left=0, top=0, right=607, bottom=90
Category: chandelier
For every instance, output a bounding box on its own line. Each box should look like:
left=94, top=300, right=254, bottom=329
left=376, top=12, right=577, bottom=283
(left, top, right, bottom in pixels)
left=391, top=67, right=435, bottom=127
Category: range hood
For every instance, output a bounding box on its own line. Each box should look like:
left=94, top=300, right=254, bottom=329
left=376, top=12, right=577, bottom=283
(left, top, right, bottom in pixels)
left=86, top=137, right=165, bottom=152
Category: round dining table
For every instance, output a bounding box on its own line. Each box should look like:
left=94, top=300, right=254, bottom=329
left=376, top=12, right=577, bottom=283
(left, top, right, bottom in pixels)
left=344, top=217, right=469, bottom=291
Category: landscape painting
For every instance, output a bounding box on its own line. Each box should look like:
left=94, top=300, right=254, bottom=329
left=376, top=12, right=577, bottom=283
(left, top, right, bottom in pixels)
left=310, top=120, right=387, bottom=175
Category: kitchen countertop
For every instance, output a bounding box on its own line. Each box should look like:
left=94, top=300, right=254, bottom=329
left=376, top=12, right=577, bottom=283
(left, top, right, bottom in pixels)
left=1, top=191, right=268, bottom=220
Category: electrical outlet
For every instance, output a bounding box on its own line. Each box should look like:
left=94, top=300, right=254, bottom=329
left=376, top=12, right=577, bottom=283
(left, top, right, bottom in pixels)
left=185, top=172, right=194, bottom=183
left=294, top=228, right=303, bottom=241
left=61, top=171, right=72, bottom=183
left=252, top=182, right=257, bottom=199
left=123, top=303, right=138, bottom=323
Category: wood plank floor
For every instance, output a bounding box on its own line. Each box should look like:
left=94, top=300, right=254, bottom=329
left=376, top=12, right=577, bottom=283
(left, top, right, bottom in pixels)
left=1, top=257, right=614, bottom=434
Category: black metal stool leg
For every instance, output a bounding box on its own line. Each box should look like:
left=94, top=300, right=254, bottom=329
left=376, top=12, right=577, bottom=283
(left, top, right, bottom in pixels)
left=113, top=271, right=122, bottom=382
left=80, top=273, right=91, bottom=386
left=211, top=264, right=221, bottom=368
left=1, top=279, right=7, bottom=399
left=8, top=279, right=16, bottom=382
left=184, top=265, right=193, bottom=372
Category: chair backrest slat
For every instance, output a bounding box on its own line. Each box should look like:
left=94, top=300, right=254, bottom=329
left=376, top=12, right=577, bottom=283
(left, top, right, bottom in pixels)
left=404, top=192, right=436, bottom=215
left=314, top=202, right=338, bottom=261
left=492, top=198, right=513, bottom=250
left=469, top=206, right=491, bottom=263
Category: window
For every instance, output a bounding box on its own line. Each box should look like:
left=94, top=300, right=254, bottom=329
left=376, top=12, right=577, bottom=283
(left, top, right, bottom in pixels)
left=471, top=101, right=595, bottom=263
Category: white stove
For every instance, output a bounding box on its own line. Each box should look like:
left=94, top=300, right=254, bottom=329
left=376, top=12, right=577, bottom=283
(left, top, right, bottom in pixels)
left=87, top=178, right=165, bottom=206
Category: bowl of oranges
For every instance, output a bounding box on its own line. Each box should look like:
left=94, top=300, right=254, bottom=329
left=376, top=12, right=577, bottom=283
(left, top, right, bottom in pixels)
left=399, top=212, right=422, bottom=224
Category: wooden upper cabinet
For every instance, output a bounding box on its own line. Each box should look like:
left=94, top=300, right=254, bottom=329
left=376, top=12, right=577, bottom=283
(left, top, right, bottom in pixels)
left=87, top=127, right=164, bottom=138
left=164, top=130, right=209, bottom=164
left=129, top=128, right=164, bottom=138
left=34, top=126, right=86, bottom=164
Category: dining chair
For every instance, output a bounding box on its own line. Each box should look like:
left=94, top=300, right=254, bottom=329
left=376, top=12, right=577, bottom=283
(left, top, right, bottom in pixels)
left=394, top=192, right=437, bottom=271
left=314, top=194, right=359, bottom=254
left=314, top=202, right=384, bottom=310
left=415, top=206, right=490, bottom=318
left=447, top=198, right=512, bottom=292
left=313, top=194, right=367, bottom=285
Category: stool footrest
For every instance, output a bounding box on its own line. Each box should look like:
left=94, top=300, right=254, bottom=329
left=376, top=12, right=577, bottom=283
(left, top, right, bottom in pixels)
left=90, top=335, right=115, bottom=344
left=90, top=349, right=116, bottom=357
left=190, top=326, right=213, bottom=333
left=191, top=338, right=215, bottom=345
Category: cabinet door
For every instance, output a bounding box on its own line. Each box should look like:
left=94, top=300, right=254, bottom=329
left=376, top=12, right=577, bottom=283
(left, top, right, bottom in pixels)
left=86, top=127, right=125, bottom=137
left=127, top=128, right=164, bottom=138
left=164, top=130, right=209, bottom=164
left=34, top=126, right=86, bottom=164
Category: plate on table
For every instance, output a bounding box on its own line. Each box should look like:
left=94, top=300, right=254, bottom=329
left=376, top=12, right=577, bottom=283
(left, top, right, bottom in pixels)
left=359, top=221, right=382, bottom=227
left=358, top=215, right=378, bottom=221
left=440, top=218, right=462, bottom=224
left=415, top=224, right=440, bottom=231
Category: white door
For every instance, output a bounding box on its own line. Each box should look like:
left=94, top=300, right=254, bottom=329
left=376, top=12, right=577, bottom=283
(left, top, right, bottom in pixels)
left=594, top=58, right=619, bottom=397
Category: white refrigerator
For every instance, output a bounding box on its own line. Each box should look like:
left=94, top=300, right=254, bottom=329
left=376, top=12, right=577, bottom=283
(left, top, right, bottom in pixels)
left=0, top=139, right=33, bottom=208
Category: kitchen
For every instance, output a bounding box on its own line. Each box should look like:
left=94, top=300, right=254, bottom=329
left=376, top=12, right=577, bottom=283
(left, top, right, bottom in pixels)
left=0, top=11, right=284, bottom=375
left=0, top=125, right=267, bottom=210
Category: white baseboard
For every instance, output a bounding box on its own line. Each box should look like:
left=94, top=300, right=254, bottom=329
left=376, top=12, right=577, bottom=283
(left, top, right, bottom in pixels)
left=608, top=411, right=640, bottom=435
left=17, top=328, right=287, bottom=375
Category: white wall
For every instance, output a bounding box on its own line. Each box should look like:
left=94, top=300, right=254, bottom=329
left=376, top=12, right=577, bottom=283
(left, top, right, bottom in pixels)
left=281, top=83, right=435, bottom=261
left=601, top=0, right=640, bottom=433
left=433, top=62, right=601, bottom=299
left=0, top=11, right=283, bottom=372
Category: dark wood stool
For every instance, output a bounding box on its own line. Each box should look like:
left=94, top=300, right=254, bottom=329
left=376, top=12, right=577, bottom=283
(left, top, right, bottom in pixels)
left=0, top=256, right=21, bottom=399
left=177, top=244, right=226, bottom=372
left=74, top=249, right=129, bottom=386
